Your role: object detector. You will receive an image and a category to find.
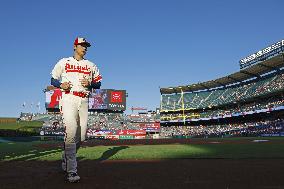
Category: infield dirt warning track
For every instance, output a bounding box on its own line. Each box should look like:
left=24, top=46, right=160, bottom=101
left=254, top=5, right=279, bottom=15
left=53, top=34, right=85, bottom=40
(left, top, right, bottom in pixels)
left=1, top=138, right=284, bottom=189
left=1, top=158, right=284, bottom=189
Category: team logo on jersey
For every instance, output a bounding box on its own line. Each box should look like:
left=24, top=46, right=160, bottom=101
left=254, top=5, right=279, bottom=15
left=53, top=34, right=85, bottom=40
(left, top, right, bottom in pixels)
left=65, top=63, right=91, bottom=74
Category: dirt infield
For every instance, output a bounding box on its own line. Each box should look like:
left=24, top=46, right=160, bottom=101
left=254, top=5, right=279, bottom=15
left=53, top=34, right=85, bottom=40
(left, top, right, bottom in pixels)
left=1, top=138, right=284, bottom=189
left=1, top=158, right=284, bottom=189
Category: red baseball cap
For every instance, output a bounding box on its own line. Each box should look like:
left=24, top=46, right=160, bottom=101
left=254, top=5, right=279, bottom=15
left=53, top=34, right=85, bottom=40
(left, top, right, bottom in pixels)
left=74, top=37, right=91, bottom=47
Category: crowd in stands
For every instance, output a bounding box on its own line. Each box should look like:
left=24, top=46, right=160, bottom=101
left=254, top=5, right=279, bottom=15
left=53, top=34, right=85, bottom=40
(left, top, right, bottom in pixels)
left=160, top=119, right=284, bottom=138
left=87, top=113, right=125, bottom=130
left=19, top=112, right=52, bottom=121
left=39, top=112, right=284, bottom=138
left=19, top=113, right=33, bottom=121
left=161, top=96, right=284, bottom=121
left=127, top=113, right=159, bottom=123
left=161, top=72, right=284, bottom=111
left=40, top=114, right=64, bottom=136
left=36, top=90, right=284, bottom=138
left=39, top=112, right=158, bottom=136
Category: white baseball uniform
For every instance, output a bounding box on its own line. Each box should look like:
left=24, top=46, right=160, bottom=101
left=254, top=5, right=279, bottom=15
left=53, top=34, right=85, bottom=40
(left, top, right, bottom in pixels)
left=51, top=56, right=102, bottom=173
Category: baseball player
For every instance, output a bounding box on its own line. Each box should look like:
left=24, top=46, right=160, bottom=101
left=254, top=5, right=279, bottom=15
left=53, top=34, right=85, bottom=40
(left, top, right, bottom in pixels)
left=50, top=37, right=102, bottom=183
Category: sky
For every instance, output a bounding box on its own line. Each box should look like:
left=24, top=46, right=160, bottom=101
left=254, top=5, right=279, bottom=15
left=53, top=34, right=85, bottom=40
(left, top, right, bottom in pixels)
left=0, top=0, right=283, bottom=117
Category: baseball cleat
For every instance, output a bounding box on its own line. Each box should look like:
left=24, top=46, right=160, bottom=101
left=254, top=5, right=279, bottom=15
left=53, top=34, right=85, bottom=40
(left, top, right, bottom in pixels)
left=66, top=172, right=80, bottom=183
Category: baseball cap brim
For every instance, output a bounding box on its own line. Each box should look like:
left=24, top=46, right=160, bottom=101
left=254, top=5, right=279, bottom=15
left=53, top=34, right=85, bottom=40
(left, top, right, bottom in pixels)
left=78, top=42, right=91, bottom=47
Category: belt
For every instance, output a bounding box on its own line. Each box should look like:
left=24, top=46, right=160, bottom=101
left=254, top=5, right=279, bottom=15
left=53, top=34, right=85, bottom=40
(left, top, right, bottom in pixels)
left=65, top=91, right=89, bottom=98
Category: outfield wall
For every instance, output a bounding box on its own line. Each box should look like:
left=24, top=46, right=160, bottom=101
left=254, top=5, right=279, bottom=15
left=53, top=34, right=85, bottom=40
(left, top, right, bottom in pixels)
left=0, top=118, right=17, bottom=123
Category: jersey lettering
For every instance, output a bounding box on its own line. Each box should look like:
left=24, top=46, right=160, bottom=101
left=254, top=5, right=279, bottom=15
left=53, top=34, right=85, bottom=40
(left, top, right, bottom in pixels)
left=65, top=63, right=91, bottom=74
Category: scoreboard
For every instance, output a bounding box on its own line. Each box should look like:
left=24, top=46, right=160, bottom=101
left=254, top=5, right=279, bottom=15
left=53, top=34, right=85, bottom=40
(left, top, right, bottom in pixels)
left=46, top=89, right=126, bottom=111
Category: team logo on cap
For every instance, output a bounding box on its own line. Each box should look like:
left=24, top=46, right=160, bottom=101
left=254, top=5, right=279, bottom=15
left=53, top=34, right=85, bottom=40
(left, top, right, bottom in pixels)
left=74, top=37, right=91, bottom=47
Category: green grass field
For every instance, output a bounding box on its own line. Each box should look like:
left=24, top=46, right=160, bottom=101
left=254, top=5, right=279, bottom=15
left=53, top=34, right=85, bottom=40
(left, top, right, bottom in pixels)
left=1, top=137, right=284, bottom=162
left=0, top=121, right=43, bottom=130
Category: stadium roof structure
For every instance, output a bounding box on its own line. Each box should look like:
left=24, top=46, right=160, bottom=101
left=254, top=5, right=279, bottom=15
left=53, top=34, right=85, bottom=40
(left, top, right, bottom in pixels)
left=160, top=53, right=284, bottom=94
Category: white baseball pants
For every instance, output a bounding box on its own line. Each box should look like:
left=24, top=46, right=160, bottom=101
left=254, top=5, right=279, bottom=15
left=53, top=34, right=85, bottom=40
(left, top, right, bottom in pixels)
left=61, top=93, right=88, bottom=173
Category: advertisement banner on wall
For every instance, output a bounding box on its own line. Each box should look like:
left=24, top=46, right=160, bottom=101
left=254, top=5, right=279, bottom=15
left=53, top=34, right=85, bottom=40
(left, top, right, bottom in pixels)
left=119, top=135, right=134, bottom=139
left=92, top=136, right=105, bottom=139
left=92, top=130, right=113, bottom=135
left=134, top=135, right=146, bottom=139
left=105, top=135, right=119, bottom=140
left=116, top=130, right=146, bottom=136
left=139, top=122, right=160, bottom=132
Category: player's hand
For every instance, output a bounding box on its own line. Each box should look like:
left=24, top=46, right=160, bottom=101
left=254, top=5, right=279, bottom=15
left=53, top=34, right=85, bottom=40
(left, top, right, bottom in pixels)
left=80, top=77, right=90, bottom=87
left=60, top=82, right=72, bottom=90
